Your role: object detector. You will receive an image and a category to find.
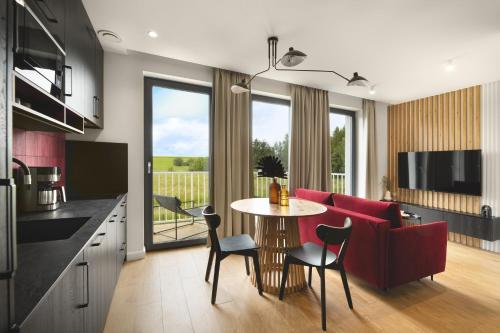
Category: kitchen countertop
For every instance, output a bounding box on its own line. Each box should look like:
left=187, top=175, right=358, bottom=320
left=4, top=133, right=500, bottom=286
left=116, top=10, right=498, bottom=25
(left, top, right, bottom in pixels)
left=15, top=195, right=125, bottom=326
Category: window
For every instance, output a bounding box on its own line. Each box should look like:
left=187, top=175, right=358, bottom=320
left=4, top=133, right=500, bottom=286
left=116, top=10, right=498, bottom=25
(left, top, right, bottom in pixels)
left=252, top=95, right=291, bottom=197
left=330, top=108, right=356, bottom=195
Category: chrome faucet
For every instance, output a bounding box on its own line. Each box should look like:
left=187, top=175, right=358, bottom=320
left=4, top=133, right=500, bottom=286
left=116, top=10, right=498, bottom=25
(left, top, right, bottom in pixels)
left=12, top=157, right=32, bottom=185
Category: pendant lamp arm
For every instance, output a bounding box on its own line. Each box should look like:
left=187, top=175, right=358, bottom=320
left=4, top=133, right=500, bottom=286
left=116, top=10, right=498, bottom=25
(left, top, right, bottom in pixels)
left=273, top=59, right=350, bottom=82
left=246, top=38, right=273, bottom=86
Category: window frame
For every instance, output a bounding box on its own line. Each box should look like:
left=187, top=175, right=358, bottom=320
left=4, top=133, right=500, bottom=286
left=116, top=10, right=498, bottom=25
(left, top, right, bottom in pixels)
left=330, top=107, right=357, bottom=196
left=251, top=94, right=291, bottom=197
left=144, top=77, right=212, bottom=251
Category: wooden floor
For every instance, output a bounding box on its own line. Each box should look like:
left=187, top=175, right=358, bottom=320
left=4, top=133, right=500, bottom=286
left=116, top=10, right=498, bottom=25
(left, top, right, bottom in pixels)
left=104, top=242, right=500, bottom=333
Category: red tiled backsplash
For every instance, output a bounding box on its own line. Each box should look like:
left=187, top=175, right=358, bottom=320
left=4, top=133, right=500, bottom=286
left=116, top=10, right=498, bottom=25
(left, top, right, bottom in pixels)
left=13, top=128, right=65, bottom=185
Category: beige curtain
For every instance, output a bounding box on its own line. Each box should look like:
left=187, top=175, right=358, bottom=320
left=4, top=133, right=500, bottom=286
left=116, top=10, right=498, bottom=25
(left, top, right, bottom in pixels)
left=361, top=99, right=378, bottom=199
left=212, top=68, right=253, bottom=237
left=289, top=85, right=331, bottom=194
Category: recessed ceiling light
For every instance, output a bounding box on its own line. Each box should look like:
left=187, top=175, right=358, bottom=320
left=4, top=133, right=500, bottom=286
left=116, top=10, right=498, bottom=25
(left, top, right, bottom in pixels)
left=369, top=86, right=376, bottom=95
left=445, top=60, right=455, bottom=72
left=147, top=30, right=158, bottom=38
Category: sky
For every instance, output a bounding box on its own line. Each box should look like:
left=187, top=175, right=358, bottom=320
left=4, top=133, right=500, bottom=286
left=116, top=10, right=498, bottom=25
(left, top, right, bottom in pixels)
left=152, top=86, right=346, bottom=156
left=152, top=86, right=209, bottom=156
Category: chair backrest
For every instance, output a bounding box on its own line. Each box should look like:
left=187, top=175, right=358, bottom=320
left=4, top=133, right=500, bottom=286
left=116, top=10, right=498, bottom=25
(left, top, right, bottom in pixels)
left=316, top=217, right=352, bottom=267
left=202, top=206, right=221, bottom=253
left=155, top=195, right=181, bottom=212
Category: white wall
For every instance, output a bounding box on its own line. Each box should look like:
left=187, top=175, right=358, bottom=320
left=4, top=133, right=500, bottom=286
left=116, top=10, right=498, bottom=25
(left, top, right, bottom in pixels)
left=68, top=50, right=383, bottom=259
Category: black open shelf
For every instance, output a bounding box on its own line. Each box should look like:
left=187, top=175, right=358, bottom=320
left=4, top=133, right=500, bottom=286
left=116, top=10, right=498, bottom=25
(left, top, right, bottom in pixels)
left=12, top=71, right=84, bottom=134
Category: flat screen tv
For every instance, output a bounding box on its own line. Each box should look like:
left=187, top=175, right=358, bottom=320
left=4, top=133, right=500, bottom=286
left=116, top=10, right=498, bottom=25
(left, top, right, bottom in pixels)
left=398, top=150, right=481, bottom=196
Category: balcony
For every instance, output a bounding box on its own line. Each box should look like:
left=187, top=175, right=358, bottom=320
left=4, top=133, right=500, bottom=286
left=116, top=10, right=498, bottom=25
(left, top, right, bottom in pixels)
left=152, top=171, right=346, bottom=243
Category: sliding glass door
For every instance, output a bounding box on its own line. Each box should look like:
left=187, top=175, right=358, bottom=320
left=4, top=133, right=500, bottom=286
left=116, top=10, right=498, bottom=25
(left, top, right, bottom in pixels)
left=144, top=78, right=211, bottom=250
left=329, top=108, right=356, bottom=195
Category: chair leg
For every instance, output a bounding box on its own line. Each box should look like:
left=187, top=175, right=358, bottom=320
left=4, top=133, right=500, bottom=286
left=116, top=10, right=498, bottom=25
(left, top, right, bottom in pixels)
left=252, top=253, right=263, bottom=295
left=340, top=267, right=353, bottom=309
left=308, top=266, right=313, bottom=287
left=211, top=257, right=221, bottom=305
left=431, top=274, right=434, bottom=281
left=320, top=268, right=327, bottom=331
left=244, top=256, right=250, bottom=276
left=205, top=248, right=215, bottom=282
left=279, top=257, right=291, bottom=300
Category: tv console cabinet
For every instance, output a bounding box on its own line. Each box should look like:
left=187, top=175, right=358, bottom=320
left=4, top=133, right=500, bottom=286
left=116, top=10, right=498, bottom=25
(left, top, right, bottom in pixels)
left=399, top=202, right=500, bottom=242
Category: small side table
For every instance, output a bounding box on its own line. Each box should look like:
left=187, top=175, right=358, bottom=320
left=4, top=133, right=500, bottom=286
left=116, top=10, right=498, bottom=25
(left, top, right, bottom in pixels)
left=401, top=212, right=422, bottom=226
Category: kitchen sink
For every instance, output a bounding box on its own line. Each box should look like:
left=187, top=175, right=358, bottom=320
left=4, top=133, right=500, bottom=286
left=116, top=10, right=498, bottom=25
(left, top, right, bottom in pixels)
left=17, top=217, right=91, bottom=244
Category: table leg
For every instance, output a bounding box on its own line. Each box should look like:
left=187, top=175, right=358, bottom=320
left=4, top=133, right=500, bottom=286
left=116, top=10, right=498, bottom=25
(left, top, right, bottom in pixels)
left=251, top=216, right=306, bottom=294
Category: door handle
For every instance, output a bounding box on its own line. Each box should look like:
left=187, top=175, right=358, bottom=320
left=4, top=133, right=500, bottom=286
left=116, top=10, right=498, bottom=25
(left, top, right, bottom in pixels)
left=64, top=65, right=72, bottom=96
left=0, top=179, right=16, bottom=280
left=77, top=262, right=89, bottom=308
left=147, top=161, right=151, bottom=175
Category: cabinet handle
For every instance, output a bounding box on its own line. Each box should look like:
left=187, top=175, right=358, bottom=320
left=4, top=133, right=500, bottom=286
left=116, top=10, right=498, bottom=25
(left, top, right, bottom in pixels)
left=34, top=0, right=58, bottom=23
left=77, top=262, right=89, bottom=308
left=64, top=65, right=72, bottom=96
left=91, top=233, right=105, bottom=246
left=93, top=96, right=100, bottom=119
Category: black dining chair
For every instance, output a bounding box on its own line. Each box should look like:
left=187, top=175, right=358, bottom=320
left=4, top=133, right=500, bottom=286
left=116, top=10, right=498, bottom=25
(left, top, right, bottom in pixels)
left=279, top=218, right=353, bottom=331
left=202, top=206, right=264, bottom=304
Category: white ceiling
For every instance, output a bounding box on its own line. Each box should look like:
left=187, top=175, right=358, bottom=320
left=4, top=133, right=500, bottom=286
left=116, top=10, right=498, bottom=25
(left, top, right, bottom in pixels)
left=83, top=0, right=500, bottom=103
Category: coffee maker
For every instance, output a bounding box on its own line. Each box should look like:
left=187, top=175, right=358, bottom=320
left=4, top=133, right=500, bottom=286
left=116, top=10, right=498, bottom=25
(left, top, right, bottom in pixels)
left=17, top=166, right=66, bottom=212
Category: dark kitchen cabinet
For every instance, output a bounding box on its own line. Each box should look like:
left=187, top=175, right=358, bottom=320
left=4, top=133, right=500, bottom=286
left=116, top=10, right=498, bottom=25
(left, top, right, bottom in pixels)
left=117, top=197, right=127, bottom=276
left=63, top=0, right=104, bottom=129
left=20, top=252, right=85, bottom=333
left=93, top=38, right=104, bottom=128
left=26, top=0, right=66, bottom=48
left=18, top=197, right=127, bottom=333
left=83, top=223, right=108, bottom=333
left=105, top=211, right=118, bottom=300
left=64, top=0, right=87, bottom=114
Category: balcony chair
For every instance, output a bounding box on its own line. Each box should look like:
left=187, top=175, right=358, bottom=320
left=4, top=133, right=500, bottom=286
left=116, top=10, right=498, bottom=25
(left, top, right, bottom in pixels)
left=279, top=217, right=353, bottom=331
left=154, top=195, right=207, bottom=240
left=202, top=206, right=264, bottom=304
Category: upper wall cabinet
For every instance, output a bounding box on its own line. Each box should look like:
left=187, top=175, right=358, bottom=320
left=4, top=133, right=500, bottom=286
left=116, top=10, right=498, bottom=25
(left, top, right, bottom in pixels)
left=25, top=0, right=66, bottom=49
left=12, top=0, right=104, bottom=132
left=65, top=0, right=104, bottom=129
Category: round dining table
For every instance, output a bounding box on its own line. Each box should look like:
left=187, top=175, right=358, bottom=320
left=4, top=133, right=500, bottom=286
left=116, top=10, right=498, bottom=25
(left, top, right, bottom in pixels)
left=231, top=197, right=326, bottom=295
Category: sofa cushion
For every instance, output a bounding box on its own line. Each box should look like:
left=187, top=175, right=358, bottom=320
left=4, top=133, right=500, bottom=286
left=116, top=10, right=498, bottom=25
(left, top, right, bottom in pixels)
left=332, top=193, right=402, bottom=228
left=295, top=188, right=333, bottom=205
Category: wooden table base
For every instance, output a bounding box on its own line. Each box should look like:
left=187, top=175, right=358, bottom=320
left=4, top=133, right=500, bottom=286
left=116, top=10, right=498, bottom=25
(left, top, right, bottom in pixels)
left=251, top=216, right=306, bottom=294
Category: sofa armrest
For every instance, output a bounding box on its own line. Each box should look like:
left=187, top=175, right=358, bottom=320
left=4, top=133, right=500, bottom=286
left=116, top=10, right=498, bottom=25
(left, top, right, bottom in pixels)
left=388, top=221, right=448, bottom=288
left=298, top=206, right=391, bottom=289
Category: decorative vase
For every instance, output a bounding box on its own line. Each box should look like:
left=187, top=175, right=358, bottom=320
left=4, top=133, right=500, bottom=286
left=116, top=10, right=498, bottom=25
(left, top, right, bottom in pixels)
left=269, top=177, right=280, bottom=204
left=279, top=184, right=289, bottom=206
left=383, top=190, right=392, bottom=201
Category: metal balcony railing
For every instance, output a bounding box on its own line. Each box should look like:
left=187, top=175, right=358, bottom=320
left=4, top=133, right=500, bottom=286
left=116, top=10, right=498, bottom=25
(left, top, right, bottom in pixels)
left=152, top=171, right=346, bottom=224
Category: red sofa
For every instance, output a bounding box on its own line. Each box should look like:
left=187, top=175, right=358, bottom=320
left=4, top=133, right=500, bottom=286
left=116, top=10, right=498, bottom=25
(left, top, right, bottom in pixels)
left=295, top=188, right=448, bottom=289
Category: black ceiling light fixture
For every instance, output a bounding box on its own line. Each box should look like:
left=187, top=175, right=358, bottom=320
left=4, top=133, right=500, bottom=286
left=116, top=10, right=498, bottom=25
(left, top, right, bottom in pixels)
left=231, top=36, right=369, bottom=93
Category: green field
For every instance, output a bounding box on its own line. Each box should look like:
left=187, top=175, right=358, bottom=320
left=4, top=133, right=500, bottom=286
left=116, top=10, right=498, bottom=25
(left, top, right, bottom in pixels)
left=153, top=156, right=208, bottom=172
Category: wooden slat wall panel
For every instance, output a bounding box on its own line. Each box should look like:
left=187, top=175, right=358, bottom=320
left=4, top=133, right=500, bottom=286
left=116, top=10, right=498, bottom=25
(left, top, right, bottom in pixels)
left=388, top=86, right=481, bottom=247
